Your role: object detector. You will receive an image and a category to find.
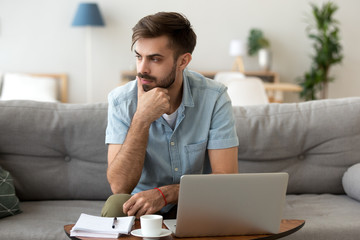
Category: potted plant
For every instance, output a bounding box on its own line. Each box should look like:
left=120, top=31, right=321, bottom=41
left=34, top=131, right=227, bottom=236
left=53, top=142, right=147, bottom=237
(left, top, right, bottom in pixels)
left=298, top=1, right=343, bottom=101
left=247, top=28, right=271, bottom=71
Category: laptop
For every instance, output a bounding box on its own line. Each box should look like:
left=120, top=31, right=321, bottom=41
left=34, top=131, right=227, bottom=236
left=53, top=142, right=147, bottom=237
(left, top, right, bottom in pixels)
left=164, top=173, right=288, bottom=237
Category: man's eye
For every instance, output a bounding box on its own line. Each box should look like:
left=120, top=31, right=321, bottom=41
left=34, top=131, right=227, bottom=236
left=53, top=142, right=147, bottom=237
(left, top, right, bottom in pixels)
left=152, top=58, right=160, bottom=62
left=135, top=55, right=142, bottom=60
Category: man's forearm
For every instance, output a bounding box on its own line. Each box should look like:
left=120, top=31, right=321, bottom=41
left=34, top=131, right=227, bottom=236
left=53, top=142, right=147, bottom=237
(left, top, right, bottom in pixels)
left=107, top=114, right=151, bottom=194
left=107, top=81, right=172, bottom=194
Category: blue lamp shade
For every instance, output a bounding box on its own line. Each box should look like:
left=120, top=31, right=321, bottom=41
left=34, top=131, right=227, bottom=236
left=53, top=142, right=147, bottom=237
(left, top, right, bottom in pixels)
left=72, top=3, right=105, bottom=26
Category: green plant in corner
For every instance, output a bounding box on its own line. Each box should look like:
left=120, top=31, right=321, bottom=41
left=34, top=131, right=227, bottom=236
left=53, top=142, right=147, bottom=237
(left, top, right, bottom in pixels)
left=298, top=1, right=343, bottom=101
left=247, top=28, right=270, bottom=56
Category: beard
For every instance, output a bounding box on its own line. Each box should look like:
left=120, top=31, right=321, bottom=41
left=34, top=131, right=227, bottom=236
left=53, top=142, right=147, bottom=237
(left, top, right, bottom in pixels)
left=138, top=63, right=177, bottom=92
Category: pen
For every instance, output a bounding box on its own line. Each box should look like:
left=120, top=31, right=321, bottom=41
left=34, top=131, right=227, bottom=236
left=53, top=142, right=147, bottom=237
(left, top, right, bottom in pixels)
left=112, top=217, right=117, bottom=229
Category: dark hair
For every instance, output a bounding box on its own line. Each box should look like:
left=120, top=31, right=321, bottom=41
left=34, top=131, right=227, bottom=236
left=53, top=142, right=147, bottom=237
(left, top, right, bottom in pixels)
left=132, top=12, right=197, bottom=58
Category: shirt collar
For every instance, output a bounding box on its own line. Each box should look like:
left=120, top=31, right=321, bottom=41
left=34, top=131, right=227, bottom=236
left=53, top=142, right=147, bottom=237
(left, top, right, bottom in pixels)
left=181, top=69, right=195, bottom=108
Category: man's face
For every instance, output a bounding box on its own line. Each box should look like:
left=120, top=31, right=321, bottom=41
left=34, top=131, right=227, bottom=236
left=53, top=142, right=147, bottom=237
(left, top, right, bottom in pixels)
left=135, top=36, right=178, bottom=92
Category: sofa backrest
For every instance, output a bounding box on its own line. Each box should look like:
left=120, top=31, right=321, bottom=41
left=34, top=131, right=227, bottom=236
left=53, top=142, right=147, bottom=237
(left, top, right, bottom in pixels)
left=233, top=97, right=360, bottom=194
left=0, top=100, right=111, bottom=201
left=1, top=98, right=360, bottom=200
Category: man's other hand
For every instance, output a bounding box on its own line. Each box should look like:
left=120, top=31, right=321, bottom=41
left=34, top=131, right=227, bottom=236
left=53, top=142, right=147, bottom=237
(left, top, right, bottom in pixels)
left=123, top=188, right=165, bottom=218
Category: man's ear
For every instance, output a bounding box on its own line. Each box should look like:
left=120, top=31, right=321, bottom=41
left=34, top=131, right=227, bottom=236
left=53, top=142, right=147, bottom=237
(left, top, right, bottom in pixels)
left=177, top=53, right=192, bottom=70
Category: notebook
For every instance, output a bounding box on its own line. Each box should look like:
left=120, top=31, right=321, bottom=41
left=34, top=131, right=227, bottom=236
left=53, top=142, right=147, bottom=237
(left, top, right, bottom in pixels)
left=70, top=213, right=135, bottom=238
left=164, top=173, right=288, bottom=237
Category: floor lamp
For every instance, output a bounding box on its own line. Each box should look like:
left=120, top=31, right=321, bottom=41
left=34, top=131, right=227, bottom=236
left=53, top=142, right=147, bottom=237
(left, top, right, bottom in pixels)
left=229, top=39, right=246, bottom=73
left=72, top=3, right=105, bottom=103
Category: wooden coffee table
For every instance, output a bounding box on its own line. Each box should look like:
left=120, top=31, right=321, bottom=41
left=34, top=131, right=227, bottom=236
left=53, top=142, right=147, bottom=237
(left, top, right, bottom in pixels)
left=64, top=219, right=305, bottom=240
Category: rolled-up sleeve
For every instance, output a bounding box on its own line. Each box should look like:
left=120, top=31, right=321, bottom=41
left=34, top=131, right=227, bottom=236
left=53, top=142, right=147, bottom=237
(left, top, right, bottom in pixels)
left=105, top=86, right=136, bottom=144
left=207, top=89, right=239, bottom=149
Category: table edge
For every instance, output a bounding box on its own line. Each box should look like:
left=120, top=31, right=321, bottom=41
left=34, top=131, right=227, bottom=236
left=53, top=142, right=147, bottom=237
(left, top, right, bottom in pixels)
left=64, top=219, right=305, bottom=240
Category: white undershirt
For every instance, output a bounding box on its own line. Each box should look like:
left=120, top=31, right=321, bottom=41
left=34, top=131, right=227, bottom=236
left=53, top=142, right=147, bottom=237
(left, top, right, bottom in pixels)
left=162, top=109, right=178, bottom=130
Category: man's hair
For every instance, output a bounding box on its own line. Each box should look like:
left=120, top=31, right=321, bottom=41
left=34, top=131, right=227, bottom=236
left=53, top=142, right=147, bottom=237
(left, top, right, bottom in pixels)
left=132, top=12, right=197, bottom=58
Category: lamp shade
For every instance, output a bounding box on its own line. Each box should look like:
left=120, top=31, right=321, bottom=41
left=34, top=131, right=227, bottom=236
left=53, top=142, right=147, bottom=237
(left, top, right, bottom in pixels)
left=72, top=3, right=105, bottom=26
left=229, top=39, right=246, bottom=56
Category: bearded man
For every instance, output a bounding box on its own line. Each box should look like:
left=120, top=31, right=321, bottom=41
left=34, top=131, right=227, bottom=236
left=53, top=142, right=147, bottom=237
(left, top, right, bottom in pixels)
left=102, top=12, right=239, bottom=219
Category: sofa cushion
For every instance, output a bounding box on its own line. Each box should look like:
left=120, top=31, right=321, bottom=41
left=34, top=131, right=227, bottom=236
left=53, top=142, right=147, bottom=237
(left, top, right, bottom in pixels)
left=0, top=167, right=21, bottom=218
left=282, top=194, right=360, bottom=240
left=233, top=97, right=360, bottom=194
left=342, top=163, right=360, bottom=201
left=0, top=200, right=104, bottom=240
left=0, top=100, right=112, bottom=201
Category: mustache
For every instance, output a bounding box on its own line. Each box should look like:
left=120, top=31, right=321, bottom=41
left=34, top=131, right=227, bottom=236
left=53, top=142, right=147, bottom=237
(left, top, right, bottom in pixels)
left=137, top=73, right=156, bottom=81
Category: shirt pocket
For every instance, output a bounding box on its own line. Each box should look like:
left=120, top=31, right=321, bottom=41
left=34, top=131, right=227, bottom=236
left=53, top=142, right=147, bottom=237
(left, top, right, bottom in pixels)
left=185, top=140, right=207, bottom=174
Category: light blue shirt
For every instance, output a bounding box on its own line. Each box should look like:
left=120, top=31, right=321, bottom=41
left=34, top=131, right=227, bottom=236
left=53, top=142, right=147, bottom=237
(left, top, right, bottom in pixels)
left=106, top=69, right=239, bottom=211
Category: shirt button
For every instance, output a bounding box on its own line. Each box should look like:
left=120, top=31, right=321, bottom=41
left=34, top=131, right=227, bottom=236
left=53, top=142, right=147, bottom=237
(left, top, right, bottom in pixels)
left=170, top=142, right=175, bottom=146
left=174, top=168, right=179, bottom=172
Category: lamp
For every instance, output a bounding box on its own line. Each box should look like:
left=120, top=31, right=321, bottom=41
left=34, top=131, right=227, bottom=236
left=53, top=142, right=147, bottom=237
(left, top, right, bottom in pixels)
left=72, top=3, right=105, bottom=103
left=229, top=39, right=246, bottom=73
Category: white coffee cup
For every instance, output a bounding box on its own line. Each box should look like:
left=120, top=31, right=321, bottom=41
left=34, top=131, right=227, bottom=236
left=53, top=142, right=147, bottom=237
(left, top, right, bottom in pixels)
left=140, top=214, right=163, bottom=237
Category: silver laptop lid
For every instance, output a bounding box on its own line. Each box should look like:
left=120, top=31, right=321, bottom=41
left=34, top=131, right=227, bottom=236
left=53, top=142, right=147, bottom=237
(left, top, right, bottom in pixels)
left=173, top=173, right=288, bottom=237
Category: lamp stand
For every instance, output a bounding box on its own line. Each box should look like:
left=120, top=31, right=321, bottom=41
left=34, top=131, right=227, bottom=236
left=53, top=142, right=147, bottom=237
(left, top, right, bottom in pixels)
left=231, top=56, right=245, bottom=73
left=86, top=26, right=93, bottom=103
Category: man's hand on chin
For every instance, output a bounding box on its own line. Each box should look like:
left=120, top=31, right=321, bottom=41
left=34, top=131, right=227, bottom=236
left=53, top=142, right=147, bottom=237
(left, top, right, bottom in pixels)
left=123, top=189, right=165, bottom=219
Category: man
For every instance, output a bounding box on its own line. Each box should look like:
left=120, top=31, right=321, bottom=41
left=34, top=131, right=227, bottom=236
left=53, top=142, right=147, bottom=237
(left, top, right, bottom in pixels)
left=102, top=12, right=238, bottom=219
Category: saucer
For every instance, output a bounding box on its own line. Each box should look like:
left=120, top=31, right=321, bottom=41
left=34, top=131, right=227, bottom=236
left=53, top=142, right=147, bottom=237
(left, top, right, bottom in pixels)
left=131, top=229, right=172, bottom=240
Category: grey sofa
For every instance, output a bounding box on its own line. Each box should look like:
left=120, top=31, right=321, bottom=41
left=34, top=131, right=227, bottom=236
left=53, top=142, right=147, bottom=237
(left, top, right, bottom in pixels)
left=0, top=98, right=360, bottom=240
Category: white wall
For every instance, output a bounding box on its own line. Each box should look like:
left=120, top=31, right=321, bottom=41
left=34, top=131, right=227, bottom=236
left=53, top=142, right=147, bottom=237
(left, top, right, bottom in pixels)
left=0, top=0, right=359, bottom=103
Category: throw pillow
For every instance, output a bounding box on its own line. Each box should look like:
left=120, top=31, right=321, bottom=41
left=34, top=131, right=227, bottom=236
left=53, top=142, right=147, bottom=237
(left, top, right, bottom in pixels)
left=0, top=73, right=58, bottom=102
left=342, top=163, right=360, bottom=202
left=0, top=167, right=22, bottom=218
